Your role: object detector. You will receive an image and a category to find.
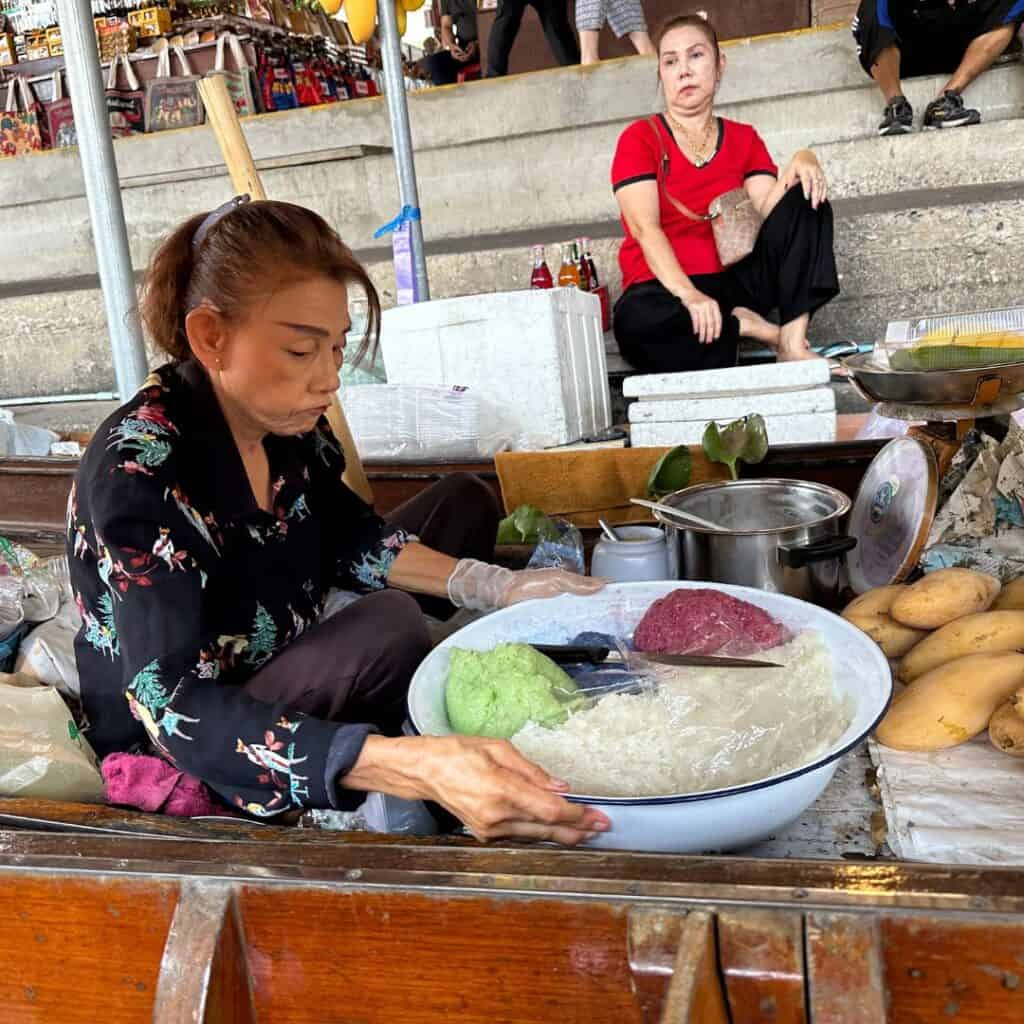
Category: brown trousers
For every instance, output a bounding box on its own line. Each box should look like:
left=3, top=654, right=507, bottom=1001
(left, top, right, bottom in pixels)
left=243, top=473, right=499, bottom=736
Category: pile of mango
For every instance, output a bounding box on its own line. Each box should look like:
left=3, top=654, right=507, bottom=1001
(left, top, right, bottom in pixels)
left=319, top=0, right=425, bottom=44
left=844, top=569, right=1024, bottom=757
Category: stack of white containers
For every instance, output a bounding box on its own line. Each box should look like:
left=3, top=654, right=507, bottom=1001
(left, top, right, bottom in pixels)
left=625, top=361, right=836, bottom=446
left=379, top=289, right=612, bottom=451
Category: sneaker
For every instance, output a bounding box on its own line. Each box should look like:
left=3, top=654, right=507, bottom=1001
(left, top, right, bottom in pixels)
left=878, top=96, right=913, bottom=136
left=923, top=91, right=981, bottom=130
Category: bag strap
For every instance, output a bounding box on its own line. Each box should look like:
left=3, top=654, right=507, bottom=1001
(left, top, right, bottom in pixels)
left=106, top=57, right=118, bottom=90
left=122, top=54, right=141, bottom=91
left=227, top=33, right=251, bottom=72
left=51, top=70, right=63, bottom=101
left=647, top=115, right=713, bottom=224
left=170, top=45, right=195, bottom=77
left=3, top=79, right=15, bottom=113
left=155, top=45, right=171, bottom=79
left=214, top=32, right=227, bottom=71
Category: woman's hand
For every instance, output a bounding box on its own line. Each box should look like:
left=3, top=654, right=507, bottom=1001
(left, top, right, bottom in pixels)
left=501, top=568, right=605, bottom=607
left=679, top=288, right=722, bottom=345
left=781, top=150, right=828, bottom=210
left=415, top=735, right=611, bottom=844
left=447, top=559, right=604, bottom=612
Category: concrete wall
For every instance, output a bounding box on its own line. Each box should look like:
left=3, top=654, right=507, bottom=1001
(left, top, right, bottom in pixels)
left=2, top=23, right=1023, bottom=397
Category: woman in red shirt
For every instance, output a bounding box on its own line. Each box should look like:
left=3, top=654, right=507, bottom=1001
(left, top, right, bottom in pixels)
left=611, top=15, right=840, bottom=373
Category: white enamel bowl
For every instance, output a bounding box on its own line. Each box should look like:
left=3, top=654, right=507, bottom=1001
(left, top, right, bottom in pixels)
left=408, top=581, right=893, bottom=854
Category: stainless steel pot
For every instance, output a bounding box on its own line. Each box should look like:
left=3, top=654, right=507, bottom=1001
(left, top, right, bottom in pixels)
left=656, top=479, right=855, bottom=606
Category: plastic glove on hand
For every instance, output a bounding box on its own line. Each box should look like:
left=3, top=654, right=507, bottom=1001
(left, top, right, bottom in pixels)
left=447, top=559, right=605, bottom=612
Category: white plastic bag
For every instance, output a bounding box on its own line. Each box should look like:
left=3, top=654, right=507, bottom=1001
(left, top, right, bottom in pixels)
left=0, top=409, right=60, bottom=457
left=15, top=599, right=82, bottom=700
left=0, top=676, right=104, bottom=802
left=342, top=385, right=508, bottom=462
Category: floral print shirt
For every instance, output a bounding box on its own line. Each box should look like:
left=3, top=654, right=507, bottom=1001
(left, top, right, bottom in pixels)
left=68, top=361, right=410, bottom=816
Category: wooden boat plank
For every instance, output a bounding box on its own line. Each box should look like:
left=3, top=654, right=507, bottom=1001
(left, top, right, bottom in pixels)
left=152, top=880, right=256, bottom=1024
left=718, top=908, right=807, bottom=1024
left=660, top=910, right=730, bottom=1024
left=628, top=908, right=687, bottom=1023
left=806, top=913, right=887, bottom=1024
left=0, top=874, right=177, bottom=1023
left=237, top=885, right=643, bottom=1024
left=2, top=827, right=1024, bottom=919
left=881, top=916, right=1024, bottom=1023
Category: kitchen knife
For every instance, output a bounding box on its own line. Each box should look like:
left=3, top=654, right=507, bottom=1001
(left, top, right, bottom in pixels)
left=531, top=644, right=782, bottom=670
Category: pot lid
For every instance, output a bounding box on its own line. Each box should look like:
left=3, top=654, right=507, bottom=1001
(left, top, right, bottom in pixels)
left=846, top=437, right=938, bottom=594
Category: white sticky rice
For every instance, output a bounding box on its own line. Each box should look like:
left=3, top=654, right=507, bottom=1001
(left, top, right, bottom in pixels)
left=510, top=631, right=851, bottom=798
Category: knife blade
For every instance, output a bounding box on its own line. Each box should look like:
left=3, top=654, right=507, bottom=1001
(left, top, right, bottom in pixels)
left=531, top=644, right=782, bottom=670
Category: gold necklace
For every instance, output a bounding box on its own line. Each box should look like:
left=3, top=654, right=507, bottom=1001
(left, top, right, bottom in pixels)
left=666, top=112, right=716, bottom=168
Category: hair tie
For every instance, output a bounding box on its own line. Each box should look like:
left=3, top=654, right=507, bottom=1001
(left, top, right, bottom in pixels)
left=192, top=194, right=251, bottom=251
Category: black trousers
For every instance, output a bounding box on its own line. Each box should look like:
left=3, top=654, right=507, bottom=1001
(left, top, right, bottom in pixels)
left=853, top=0, right=1023, bottom=78
left=486, top=0, right=580, bottom=77
left=243, top=473, right=500, bottom=739
left=612, top=188, right=840, bottom=375
left=424, top=50, right=473, bottom=86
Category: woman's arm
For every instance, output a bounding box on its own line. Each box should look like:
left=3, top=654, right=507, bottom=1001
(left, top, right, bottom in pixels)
left=745, top=149, right=828, bottom=218
left=616, top=180, right=723, bottom=345
left=386, top=542, right=604, bottom=608
left=340, top=733, right=611, bottom=844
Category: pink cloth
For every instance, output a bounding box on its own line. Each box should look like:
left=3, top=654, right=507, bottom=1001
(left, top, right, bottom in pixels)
left=102, top=752, right=228, bottom=818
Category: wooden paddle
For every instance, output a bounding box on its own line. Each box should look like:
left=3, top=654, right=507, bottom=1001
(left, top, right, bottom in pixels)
left=197, top=74, right=374, bottom=505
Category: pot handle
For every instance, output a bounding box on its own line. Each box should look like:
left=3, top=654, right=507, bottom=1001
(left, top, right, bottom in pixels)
left=778, top=536, right=857, bottom=570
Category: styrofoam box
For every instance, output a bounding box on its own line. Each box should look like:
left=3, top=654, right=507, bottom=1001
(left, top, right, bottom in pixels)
left=631, top=411, right=837, bottom=447
left=628, top=387, right=835, bottom=424
left=381, top=289, right=611, bottom=450
left=624, top=359, right=830, bottom=400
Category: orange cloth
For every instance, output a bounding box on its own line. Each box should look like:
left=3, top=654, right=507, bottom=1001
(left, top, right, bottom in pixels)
left=495, top=447, right=730, bottom=528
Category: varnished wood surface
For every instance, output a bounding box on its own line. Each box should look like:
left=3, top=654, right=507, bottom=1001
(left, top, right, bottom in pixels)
left=662, top=911, right=730, bottom=1024
left=881, top=917, right=1024, bottom=1023
left=718, top=909, right=807, bottom=1024
left=2, top=806, right=1024, bottom=918
left=628, top=909, right=688, bottom=1023
left=806, top=914, right=887, bottom=1024
left=0, top=875, right=178, bottom=1023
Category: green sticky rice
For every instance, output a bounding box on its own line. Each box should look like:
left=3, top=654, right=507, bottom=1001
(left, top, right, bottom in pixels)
left=445, top=643, right=582, bottom=739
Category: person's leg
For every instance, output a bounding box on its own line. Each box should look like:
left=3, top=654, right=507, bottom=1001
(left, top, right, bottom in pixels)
left=628, top=30, right=654, bottom=56
left=245, top=589, right=431, bottom=738
left=579, top=29, right=601, bottom=63
left=384, top=473, right=501, bottom=620
left=425, top=51, right=461, bottom=86
left=532, top=0, right=582, bottom=66
left=485, top=0, right=528, bottom=76
left=946, top=6, right=1019, bottom=93
left=613, top=278, right=740, bottom=374
left=853, top=0, right=914, bottom=134
left=731, top=187, right=839, bottom=362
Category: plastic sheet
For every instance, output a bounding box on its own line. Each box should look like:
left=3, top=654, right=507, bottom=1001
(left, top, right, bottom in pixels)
left=526, top=519, right=585, bottom=576
left=342, top=384, right=509, bottom=463
left=0, top=409, right=60, bottom=456
left=15, top=598, right=82, bottom=699
left=0, top=676, right=104, bottom=802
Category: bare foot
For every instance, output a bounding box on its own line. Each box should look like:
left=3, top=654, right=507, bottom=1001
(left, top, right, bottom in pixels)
left=733, top=307, right=780, bottom=347
left=777, top=345, right=824, bottom=362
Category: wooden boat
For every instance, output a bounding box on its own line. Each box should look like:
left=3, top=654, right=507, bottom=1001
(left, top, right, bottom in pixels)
left=1, top=797, right=1024, bottom=1022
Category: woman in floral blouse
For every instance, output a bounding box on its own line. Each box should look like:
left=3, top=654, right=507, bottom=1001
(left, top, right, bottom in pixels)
left=69, top=198, right=609, bottom=846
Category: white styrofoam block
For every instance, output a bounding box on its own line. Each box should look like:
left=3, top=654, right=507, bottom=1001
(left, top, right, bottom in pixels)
left=628, top=387, right=835, bottom=424
left=381, top=289, right=611, bottom=451
left=623, top=359, right=831, bottom=400
left=631, top=411, right=837, bottom=447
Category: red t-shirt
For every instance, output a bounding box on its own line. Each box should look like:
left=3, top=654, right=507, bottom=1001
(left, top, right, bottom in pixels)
left=611, top=116, right=778, bottom=289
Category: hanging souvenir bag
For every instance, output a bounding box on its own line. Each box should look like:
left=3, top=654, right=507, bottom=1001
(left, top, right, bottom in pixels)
left=209, top=32, right=259, bottom=117
left=1, top=76, right=45, bottom=158
left=291, top=52, right=324, bottom=107
left=106, top=53, right=145, bottom=137
left=257, top=45, right=299, bottom=111
left=44, top=70, right=77, bottom=149
left=144, top=45, right=205, bottom=134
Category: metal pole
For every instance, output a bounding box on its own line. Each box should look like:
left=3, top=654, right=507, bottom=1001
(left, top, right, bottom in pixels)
left=376, top=0, right=430, bottom=301
left=55, top=0, right=149, bottom=399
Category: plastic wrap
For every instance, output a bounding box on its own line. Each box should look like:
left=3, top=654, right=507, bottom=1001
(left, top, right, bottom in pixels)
left=0, top=538, right=63, bottom=625
left=876, top=307, right=1024, bottom=372
left=511, top=631, right=849, bottom=798
left=0, top=410, right=60, bottom=456
left=15, top=598, right=82, bottom=699
left=526, top=519, right=585, bottom=576
left=0, top=677, right=105, bottom=802
left=342, top=384, right=509, bottom=463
